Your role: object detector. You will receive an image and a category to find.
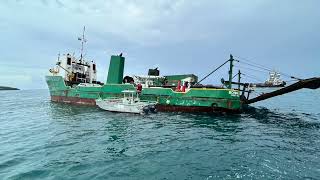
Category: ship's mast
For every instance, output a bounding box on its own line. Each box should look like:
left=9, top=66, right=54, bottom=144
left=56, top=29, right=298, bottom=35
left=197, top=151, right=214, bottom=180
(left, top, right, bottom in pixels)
left=238, top=70, right=241, bottom=90
left=78, top=26, right=87, bottom=60
left=228, top=54, right=234, bottom=89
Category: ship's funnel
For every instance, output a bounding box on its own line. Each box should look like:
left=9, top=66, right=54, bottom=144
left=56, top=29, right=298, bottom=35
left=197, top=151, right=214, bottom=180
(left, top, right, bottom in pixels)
left=106, top=55, right=125, bottom=84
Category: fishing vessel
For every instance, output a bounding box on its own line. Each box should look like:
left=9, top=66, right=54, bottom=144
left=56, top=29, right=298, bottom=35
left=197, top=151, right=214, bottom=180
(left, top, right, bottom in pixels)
left=45, top=28, right=320, bottom=113
left=253, top=71, right=286, bottom=88
left=95, top=90, right=157, bottom=114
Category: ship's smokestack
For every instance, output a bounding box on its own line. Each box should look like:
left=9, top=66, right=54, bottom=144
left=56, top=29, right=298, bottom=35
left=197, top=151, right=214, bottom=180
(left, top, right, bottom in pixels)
left=106, top=55, right=125, bottom=84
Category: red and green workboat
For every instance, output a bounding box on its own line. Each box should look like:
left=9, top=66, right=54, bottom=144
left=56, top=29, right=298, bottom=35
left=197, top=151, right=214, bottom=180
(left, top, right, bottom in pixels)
left=46, top=30, right=320, bottom=113
left=46, top=53, right=242, bottom=113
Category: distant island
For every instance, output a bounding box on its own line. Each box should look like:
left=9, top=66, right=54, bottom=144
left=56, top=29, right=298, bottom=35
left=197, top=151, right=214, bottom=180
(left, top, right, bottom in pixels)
left=0, top=86, right=19, bottom=90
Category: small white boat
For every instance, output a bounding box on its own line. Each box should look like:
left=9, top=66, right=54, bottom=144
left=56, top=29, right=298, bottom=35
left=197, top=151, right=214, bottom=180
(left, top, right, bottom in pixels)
left=95, top=90, right=157, bottom=114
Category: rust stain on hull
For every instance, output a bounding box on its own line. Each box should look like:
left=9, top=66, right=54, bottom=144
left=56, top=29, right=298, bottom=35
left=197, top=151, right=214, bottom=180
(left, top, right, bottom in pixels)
left=50, top=96, right=240, bottom=113
left=51, top=96, right=96, bottom=106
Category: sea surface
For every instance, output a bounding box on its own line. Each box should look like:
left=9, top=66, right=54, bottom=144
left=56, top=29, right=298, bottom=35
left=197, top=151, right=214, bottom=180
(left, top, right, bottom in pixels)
left=0, top=89, right=319, bottom=179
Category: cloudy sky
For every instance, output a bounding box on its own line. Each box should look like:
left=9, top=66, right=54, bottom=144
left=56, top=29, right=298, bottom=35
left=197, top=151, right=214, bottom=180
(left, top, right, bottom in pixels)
left=0, top=0, right=319, bottom=89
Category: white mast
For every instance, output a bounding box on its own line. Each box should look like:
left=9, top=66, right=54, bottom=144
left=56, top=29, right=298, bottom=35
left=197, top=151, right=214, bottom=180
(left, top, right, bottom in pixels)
left=78, top=26, right=87, bottom=60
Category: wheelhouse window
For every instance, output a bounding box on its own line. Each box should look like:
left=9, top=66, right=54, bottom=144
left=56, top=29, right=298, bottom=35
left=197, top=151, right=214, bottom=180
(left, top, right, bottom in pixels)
left=67, top=57, right=71, bottom=65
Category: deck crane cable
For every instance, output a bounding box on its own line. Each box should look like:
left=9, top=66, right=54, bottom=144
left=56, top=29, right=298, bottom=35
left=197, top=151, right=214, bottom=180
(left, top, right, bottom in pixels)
left=236, top=57, right=301, bottom=81
left=239, top=60, right=301, bottom=81
left=234, top=56, right=301, bottom=80
left=234, top=65, right=269, bottom=74
left=243, top=74, right=262, bottom=82
left=232, top=69, right=262, bottom=82
left=196, top=60, right=231, bottom=85
left=238, top=61, right=272, bottom=72
left=232, top=73, right=238, bottom=79
left=235, top=65, right=298, bottom=82
left=235, top=55, right=277, bottom=71
left=241, top=73, right=264, bottom=82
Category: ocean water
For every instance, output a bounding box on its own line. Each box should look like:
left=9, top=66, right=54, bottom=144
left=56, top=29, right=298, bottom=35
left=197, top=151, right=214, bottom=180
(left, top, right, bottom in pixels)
left=0, top=89, right=319, bottom=179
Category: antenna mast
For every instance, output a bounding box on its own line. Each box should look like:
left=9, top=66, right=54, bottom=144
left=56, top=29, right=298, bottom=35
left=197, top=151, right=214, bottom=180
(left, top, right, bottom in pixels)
left=78, top=26, right=87, bottom=60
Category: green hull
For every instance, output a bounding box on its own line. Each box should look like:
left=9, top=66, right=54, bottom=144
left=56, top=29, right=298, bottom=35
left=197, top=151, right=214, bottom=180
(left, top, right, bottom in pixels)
left=46, top=76, right=242, bottom=113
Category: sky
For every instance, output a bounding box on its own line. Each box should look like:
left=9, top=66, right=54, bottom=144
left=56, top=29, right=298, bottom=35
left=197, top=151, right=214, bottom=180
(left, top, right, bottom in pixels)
left=0, top=0, right=319, bottom=89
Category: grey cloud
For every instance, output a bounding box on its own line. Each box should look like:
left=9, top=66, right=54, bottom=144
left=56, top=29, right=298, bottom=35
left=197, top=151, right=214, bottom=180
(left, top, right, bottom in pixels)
left=0, top=0, right=319, bottom=89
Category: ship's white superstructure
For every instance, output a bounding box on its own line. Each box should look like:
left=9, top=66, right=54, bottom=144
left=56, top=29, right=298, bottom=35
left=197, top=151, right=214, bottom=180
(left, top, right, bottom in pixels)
left=48, top=27, right=99, bottom=85
left=265, top=71, right=285, bottom=86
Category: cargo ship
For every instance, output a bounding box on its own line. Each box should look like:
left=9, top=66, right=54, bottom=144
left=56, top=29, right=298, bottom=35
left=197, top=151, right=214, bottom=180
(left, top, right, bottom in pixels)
left=46, top=53, right=242, bottom=113
left=45, top=28, right=320, bottom=113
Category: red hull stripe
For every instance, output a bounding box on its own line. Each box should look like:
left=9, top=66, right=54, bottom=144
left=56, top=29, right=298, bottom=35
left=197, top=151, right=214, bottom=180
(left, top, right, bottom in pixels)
left=50, top=96, right=240, bottom=113
left=156, top=105, right=240, bottom=113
